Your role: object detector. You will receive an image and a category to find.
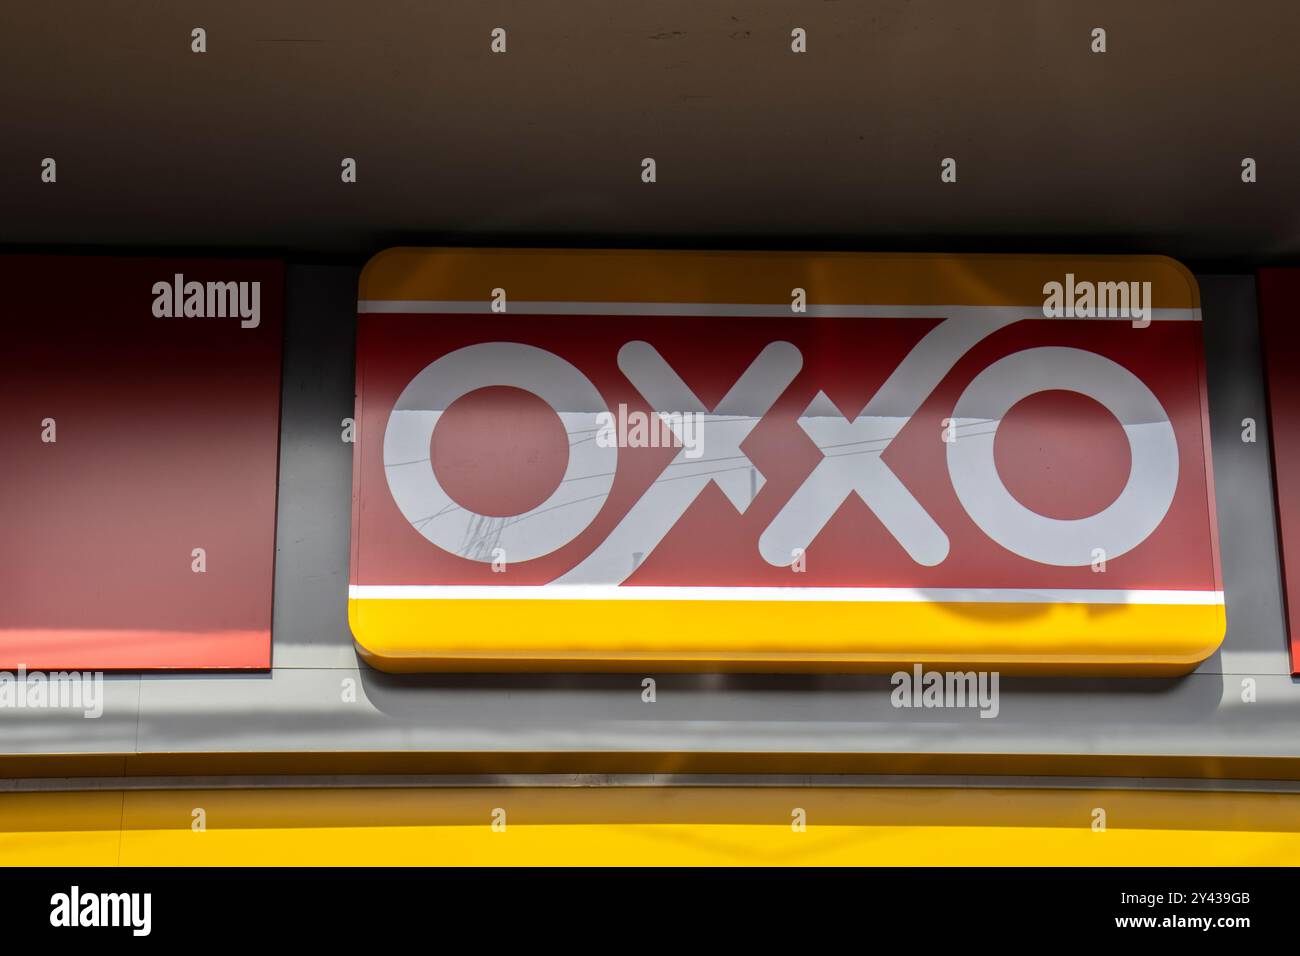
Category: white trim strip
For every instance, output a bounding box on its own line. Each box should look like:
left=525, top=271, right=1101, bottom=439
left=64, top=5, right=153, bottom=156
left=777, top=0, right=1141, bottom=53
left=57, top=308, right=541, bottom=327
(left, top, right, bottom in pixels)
left=349, top=585, right=1224, bottom=606
left=357, top=301, right=1201, bottom=322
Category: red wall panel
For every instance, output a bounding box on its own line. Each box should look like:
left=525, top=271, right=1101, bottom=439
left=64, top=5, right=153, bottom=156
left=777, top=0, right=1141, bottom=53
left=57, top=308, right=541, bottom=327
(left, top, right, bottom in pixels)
left=1258, top=269, right=1300, bottom=675
left=0, top=257, right=282, bottom=669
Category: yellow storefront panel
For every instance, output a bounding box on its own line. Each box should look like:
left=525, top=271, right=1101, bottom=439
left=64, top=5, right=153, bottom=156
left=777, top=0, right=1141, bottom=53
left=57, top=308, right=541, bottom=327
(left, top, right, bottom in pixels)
left=2, top=787, right=1296, bottom=867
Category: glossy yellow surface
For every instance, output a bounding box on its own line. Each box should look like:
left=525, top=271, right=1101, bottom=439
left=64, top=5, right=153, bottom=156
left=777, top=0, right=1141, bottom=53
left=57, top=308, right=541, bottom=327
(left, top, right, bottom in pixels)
left=2, top=786, right=1296, bottom=866
left=350, top=597, right=1226, bottom=674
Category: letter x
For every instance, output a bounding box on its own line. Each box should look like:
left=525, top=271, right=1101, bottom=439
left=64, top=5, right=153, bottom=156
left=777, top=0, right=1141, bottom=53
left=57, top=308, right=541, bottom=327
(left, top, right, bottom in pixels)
left=556, top=340, right=802, bottom=585
left=758, top=313, right=1020, bottom=567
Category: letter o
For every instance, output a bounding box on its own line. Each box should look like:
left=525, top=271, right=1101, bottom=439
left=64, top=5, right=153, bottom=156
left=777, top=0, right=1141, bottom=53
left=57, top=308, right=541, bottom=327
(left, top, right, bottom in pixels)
left=946, top=347, right=1179, bottom=566
left=383, top=342, right=616, bottom=562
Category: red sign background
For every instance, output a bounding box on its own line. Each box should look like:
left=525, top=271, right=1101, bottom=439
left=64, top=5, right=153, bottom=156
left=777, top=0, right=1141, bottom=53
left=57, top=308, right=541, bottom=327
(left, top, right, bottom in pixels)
left=352, top=311, right=1217, bottom=593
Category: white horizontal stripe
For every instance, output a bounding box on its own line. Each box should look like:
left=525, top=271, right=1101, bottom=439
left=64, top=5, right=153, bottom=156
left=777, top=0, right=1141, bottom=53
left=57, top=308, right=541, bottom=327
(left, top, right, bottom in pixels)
left=349, top=585, right=1224, bottom=606
left=357, top=301, right=1201, bottom=322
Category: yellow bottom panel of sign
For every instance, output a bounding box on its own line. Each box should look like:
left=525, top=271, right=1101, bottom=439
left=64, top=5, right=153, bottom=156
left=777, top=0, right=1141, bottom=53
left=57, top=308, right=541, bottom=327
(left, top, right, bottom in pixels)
left=348, top=596, right=1227, bottom=675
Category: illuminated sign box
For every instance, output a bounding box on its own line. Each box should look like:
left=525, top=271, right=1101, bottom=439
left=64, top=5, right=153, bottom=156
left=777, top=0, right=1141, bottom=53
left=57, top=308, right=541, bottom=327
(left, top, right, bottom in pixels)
left=349, top=249, right=1222, bottom=674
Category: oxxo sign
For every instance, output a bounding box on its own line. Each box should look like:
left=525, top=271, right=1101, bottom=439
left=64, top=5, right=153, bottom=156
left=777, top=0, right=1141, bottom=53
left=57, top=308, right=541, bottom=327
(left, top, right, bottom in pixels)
left=349, top=250, right=1223, bottom=674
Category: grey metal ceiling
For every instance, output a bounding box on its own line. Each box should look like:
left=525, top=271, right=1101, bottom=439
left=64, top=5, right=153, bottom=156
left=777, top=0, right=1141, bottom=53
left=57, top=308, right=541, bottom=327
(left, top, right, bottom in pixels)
left=2, top=1, right=1298, bottom=266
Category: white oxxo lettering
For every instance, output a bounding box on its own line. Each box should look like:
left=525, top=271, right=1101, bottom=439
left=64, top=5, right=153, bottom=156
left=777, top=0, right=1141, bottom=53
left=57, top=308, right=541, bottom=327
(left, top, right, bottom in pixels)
left=385, top=317, right=1179, bottom=577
